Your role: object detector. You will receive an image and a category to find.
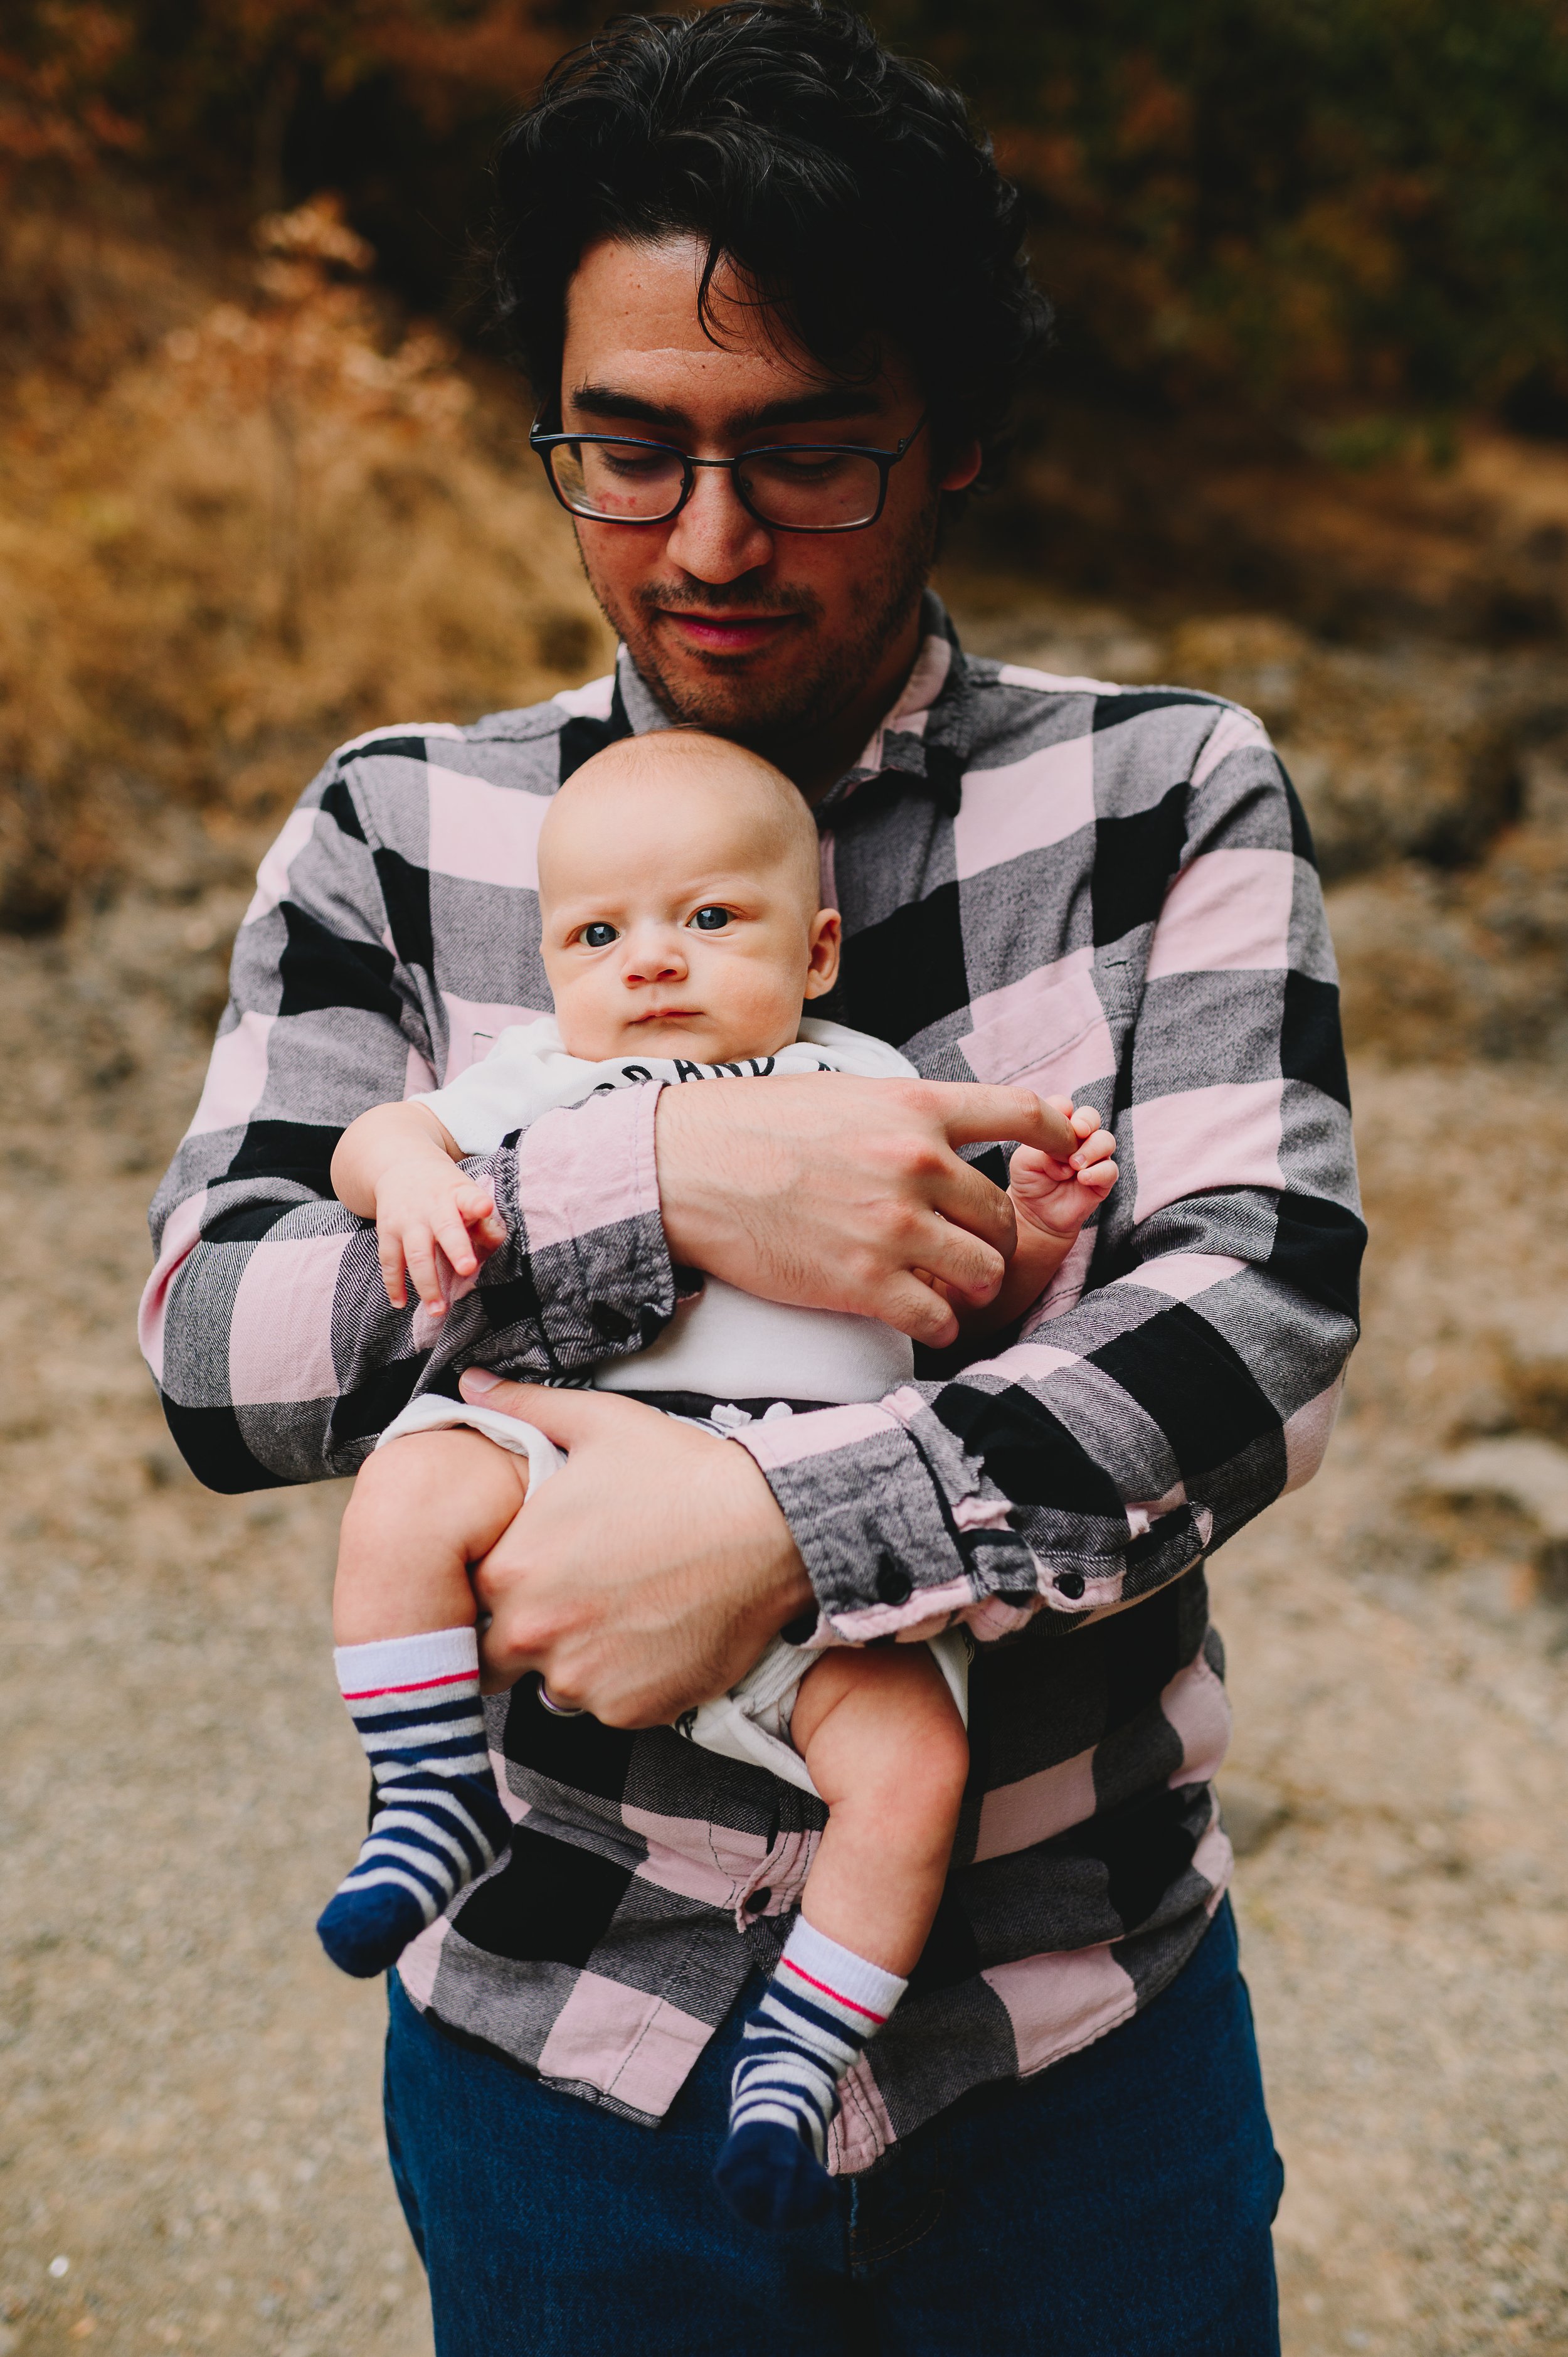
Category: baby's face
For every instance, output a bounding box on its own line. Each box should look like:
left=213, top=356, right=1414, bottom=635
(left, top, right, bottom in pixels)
left=538, top=744, right=839, bottom=1064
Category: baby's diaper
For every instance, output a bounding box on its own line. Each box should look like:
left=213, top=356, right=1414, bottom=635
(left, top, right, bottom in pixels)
left=374, top=1391, right=970, bottom=1800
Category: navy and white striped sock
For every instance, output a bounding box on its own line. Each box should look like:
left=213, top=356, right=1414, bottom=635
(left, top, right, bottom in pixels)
left=714, top=1918, right=907, bottom=2232
left=315, top=1627, right=511, bottom=1979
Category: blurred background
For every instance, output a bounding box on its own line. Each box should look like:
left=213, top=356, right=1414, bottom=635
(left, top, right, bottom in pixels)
left=2, top=6, right=1566, bottom=2353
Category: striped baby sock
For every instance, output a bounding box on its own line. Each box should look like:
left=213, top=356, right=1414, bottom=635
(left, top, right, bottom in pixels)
left=315, top=1627, right=512, bottom=1979
left=714, top=1917, right=907, bottom=2232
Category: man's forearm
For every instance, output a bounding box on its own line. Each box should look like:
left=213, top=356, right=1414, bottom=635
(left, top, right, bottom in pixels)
left=734, top=1245, right=1360, bottom=1646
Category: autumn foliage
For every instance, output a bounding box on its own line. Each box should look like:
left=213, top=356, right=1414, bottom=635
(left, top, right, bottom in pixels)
left=6, top=0, right=1568, bottom=428
left=3, top=1, right=1567, bottom=927
left=0, top=186, right=609, bottom=925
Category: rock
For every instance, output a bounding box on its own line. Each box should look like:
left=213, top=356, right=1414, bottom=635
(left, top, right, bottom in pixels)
left=1218, top=1777, right=1290, bottom=1860
left=1489, top=1307, right=1568, bottom=1442
left=1167, top=620, right=1527, bottom=882
left=1423, top=1435, right=1568, bottom=1534
left=0, top=779, right=72, bottom=935
left=1421, top=1435, right=1568, bottom=1595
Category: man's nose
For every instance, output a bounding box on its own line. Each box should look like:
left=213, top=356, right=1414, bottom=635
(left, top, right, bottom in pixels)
left=664, top=465, right=775, bottom=582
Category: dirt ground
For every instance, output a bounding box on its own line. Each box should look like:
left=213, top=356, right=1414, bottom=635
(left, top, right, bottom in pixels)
left=3, top=721, right=1567, bottom=2353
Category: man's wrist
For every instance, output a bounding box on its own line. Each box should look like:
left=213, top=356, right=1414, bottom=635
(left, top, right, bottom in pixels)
left=653, top=1082, right=726, bottom=1272
left=724, top=1435, right=815, bottom=1637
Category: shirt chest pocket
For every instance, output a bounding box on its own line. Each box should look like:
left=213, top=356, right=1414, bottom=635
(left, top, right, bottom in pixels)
left=957, top=964, right=1123, bottom=1105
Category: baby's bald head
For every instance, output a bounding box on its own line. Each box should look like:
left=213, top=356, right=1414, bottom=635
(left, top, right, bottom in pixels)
left=534, top=728, right=840, bottom=1065
left=537, top=729, right=821, bottom=915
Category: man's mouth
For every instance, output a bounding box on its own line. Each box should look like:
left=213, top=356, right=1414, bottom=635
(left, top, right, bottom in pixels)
left=655, top=609, right=800, bottom=656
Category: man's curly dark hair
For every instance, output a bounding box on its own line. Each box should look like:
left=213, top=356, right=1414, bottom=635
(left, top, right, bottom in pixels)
left=489, top=2, right=1049, bottom=496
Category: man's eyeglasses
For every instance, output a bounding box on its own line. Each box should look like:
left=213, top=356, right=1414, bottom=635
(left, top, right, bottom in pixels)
left=529, top=414, right=928, bottom=535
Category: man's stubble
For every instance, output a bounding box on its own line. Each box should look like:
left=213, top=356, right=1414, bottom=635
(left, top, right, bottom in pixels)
left=575, top=497, right=938, bottom=761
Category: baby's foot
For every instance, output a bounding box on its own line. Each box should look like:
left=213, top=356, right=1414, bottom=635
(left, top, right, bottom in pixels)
left=713, top=2120, right=832, bottom=2232
left=713, top=1922, right=906, bottom=2233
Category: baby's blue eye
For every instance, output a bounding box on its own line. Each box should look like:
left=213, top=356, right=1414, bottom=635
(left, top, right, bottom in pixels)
left=583, top=922, right=618, bottom=949
left=691, top=907, right=730, bottom=932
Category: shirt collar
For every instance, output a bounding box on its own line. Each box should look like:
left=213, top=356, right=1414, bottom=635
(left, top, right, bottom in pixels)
left=613, top=588, right=973, bottom=824
left=815, top=590, right=971, bottom=827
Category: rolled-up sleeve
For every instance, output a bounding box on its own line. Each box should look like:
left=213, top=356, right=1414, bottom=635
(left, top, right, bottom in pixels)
left=142, top=751, right=674, bottom=1491
left=736, top=715, right=1362, bottom=1641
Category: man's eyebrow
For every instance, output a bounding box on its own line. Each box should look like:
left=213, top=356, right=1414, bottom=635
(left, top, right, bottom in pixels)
left=566, top=383, right=887, bottom=437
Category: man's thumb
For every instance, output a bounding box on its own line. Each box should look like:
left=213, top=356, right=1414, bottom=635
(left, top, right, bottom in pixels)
left=457, top=1367, right=607, bottom=1445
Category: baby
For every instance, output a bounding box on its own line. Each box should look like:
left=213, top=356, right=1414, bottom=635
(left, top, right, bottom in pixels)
left=318, top=730, right=1116, bottom=2230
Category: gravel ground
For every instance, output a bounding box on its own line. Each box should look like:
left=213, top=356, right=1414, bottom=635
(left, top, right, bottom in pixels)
left=3, top=831, right=1565, bottom=2356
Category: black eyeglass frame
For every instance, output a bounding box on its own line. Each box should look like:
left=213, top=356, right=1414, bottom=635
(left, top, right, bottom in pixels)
left=529, top=412, right=929, bottom=535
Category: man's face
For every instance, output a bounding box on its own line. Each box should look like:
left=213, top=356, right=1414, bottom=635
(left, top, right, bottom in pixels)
left=555, top=235, right=980, bottom=761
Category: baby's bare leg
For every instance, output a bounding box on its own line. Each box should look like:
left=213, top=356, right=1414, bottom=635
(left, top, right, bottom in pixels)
left=789, top=1644, right=968, bottom=1974
left=333, top=1428, right=529, bottom=1645
left=714, top=1644, right=968, bottom=2231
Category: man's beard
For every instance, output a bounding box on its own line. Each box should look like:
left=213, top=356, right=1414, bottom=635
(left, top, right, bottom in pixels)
left=582, top=497, right=937, bottom=758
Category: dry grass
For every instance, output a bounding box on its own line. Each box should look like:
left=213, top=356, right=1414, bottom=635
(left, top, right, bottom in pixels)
left=0, top=190, right=613, bottom=926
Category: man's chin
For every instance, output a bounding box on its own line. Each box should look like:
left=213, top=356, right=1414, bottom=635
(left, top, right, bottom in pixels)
left=622, top=625, right=840, bottom=743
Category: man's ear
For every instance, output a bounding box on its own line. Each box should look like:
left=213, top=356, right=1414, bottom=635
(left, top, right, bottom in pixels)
left=937, top=437, right=982, bottom=494
left=803, top=908, right=842, bottom=998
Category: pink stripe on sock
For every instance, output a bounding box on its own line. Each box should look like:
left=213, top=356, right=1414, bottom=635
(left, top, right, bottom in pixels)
left=780, top=1958, right=887, bottom=2025
left=340, top=1669, right=477, bottom=1701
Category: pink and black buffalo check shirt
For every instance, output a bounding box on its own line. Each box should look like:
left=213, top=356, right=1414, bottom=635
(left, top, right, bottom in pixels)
left=142, top=595, right=1361, bottom=2173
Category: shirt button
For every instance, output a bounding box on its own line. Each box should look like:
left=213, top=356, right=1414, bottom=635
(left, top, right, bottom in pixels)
left=875, top=1558, right=913, bottom=1606
left=746, top=1888, right=772, bottom=1913
left=588, top=1301, right=635, bottom=1341
left=1057, top=1571, right=1086, bottom=1600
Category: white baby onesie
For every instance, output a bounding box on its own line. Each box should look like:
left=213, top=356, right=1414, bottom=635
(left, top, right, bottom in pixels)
left=375, top=1014, right=970, bottom=1794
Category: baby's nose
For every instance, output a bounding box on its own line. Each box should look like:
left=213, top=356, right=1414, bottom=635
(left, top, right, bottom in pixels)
left=623, top=929, right=688, bottom=985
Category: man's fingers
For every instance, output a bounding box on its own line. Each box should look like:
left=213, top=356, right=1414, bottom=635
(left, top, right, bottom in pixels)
left=905, top=1211, right=1008, bottom=1307
left=871, top=1270, right=961, bottom=1348
left=926, top=1154, right=1018, bottom=1258
left=458, top=1370, right=654, bottom=1446
left=927, top=1083, right=1078, bottom=1162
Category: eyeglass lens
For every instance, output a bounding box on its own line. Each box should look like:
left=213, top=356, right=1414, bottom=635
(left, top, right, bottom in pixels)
left=547, top=439, right=886, bottom=529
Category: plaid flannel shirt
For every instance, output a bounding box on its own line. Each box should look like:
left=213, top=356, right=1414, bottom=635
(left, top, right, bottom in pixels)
left=141, top=593, right=1362, bottom=2171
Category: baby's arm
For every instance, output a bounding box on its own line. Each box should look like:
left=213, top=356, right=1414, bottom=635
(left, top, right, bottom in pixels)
left=331, top=1102, right=507, bottom=1319
left=956, top=1097, right=1118, bottom=1336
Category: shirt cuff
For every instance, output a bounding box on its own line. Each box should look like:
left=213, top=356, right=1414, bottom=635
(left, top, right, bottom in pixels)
left=479, top=1080, right=676, bottom=1374
left=733, top=1386, right=1039, bottom=1642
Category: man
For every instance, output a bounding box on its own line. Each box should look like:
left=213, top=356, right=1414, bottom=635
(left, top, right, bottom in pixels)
left=142, top=6, right=1361, bottom=2349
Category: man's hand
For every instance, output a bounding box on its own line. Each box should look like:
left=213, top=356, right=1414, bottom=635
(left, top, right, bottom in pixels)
left=459, top=1373, right=815, bottom=1725
left=656, top=1075, right=1077, bottom=1348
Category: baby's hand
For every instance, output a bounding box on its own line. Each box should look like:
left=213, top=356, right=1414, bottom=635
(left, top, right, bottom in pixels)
left=1008, top=1097, right=1118, bottom=1242
left=373, top=1160, right=507, bottom=1317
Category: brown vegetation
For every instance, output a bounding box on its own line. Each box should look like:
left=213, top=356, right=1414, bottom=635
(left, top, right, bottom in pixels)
left=0, top=188, right=611, bottom=929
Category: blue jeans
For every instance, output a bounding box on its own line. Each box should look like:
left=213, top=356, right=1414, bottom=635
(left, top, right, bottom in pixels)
left=384, top=1900, right=1282, bottom=2355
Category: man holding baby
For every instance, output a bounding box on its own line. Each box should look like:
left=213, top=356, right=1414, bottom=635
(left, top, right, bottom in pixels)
left=142, top=6, right=1362, bottom=2351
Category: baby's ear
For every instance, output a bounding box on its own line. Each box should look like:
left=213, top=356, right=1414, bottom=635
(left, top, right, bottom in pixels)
left=803, top=907, right=842, bottom=998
